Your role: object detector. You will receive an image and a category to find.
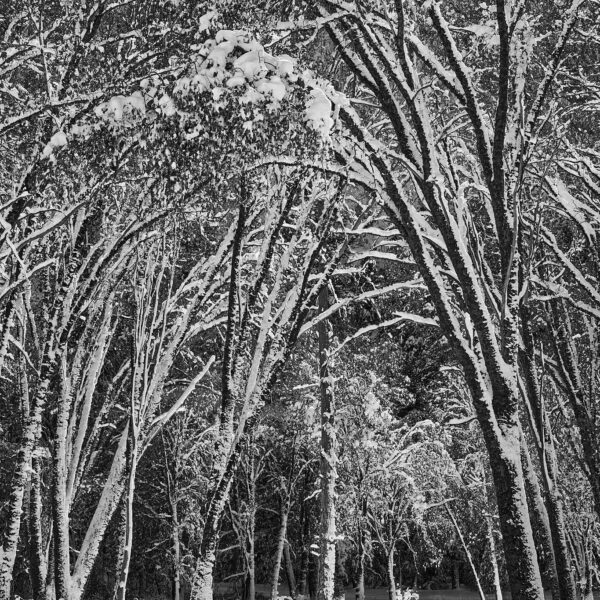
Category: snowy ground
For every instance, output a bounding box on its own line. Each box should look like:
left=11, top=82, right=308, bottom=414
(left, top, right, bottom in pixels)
left=213, top=584, right=561, bottom=600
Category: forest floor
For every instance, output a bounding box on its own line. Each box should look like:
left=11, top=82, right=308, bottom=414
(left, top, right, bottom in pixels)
left=208, top=583, right=600, bottom=600
left=212, top=582, right=600, bottom=600
left=223, top=584, right=535, bottom=600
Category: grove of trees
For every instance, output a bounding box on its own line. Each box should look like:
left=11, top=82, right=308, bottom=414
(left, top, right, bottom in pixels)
left=0, top=1, right=599, bottom=600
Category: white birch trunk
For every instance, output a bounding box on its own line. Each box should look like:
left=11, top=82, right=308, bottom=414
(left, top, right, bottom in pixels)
left=445, top=503, right=486, bottom=600
left=115, top=431, right=138, bottom=600
left=486, top=512, right=503, bottom=600
left=172, top=502, right=181, bottom=600
left=317, top=286, right=336, bottom=600
left=70, top=425, right=129, bottom=600
left=271, top=508, right=289, bottom=600
left=386, top=548, right=396, bottom=600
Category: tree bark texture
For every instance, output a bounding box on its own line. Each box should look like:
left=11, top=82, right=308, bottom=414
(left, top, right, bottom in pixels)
left=271, top=506, right=289, bottom=600
left=317, top=286, right=336, bottom=600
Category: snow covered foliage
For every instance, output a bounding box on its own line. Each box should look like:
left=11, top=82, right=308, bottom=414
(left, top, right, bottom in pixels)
left=78, top=23, right=348, bottom=146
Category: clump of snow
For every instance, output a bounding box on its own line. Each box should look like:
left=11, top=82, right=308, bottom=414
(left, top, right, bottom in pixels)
left=276, top=54, right=295, bottom=77
left=94, top=91, right=146, bottom=126
left=198, top=10, right=216, bottom=32
left=255, top=76, right=286, bottom=101
left=127, top=91, right=146, bottom=113
left=302, top=74, right=348, bottom=139
left=157, top=94, right=176, bottom=117
left=233, top=49, right=269, bottom=79
left=215, top=29, right=249, bottom=45
left=42, top=130, right=68, bottom=158
left=463, top=22, right=499, bottom=47
left=240, top=87, right=264, bottom=105
left=226, top=75, right=246, bottom=88
left=86, top=28, right=346, bottom=141
left=306, top=88, right=334, bottom=136
left=172, top=29, right=302, bottom=113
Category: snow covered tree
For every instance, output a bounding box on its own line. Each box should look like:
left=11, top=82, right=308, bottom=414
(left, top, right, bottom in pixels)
left=278, top=0, right=600, bottom=597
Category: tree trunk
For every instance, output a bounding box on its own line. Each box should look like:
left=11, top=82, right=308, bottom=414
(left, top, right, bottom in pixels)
left=271, top=505, right=289, bottom=600
left=520, top=307, right=576, bottom=600
left=542, top=469, right=574, bottom=600
left=246, top=458, right=257, bottom=600
left=317, top=286, right=336, bottom=600
left=112, top=503, right=128, bottom=600
left=70, top=424, right=129, bottom=600
left=284, top=541, right=297, bottom=600
left=114, top=427, right=138, bottom=600
left=29, top=454, right=47, bottom=600
left=172, top=502, right=181, bottom=600
left=521, top=440, right=560, bottom=600
left=53, top=356, right=74, bottom=600
left=550, top=301, right=600, bottom=521
left=359, top=124, right=545, bottom=600
left=386, top=548, right=396, bottom=600
left=247, top=550, right=256, bottom=600
left=190, top=206, right=248, bottom=600
left=0, top=299, right=16, bottom=378
left=308, top=553, right=318, bottom=600
left=354, top=496, right=366, bottom=600
left=334, top=540, right=345, bottom=600
left=354, top=547, right=365, bottom=600
left=319, top=3, right=560, bottom=594
left=475, top=407, right=544, bottom=600
left=0, top=380, right=53, bottom=600
left=485, top=510, right=502, bottom=600
left=1, top=262, right=80, bottom=600
left=17, top=315, right=47, bottom=600
left=451, top=560, right=460, bottom=590
left=191, top=554, right=216, bottom=600
left=445, top=503, right=485, bottom=600
left=298, top=498, right=311, bottom=600
left=190, top=438, right=243, bottom=600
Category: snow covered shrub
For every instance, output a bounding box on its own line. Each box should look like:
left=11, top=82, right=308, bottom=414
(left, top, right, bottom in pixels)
left=398, top=589, right=419, bottom=600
